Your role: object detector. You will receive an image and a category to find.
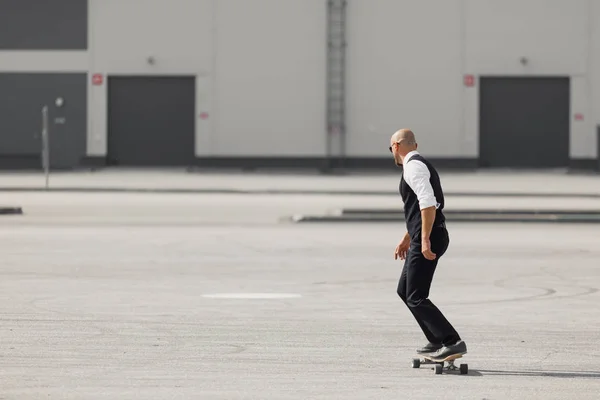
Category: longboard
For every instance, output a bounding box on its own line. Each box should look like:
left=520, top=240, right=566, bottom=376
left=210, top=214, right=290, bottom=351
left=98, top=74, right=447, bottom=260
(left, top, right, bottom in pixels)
left=411, top=353, right=468, bottom=375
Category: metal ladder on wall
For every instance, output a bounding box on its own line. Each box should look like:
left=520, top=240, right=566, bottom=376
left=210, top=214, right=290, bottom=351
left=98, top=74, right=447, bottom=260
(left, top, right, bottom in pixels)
left=325, top=0, right=347, bottom=170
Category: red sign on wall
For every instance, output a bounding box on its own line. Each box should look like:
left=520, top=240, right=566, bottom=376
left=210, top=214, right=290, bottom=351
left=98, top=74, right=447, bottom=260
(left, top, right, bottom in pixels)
left=574, top=113, right=584, bottom=121
left=464, top=74, right=475, bottom=87
left=92, top=73, right=104, bottom=86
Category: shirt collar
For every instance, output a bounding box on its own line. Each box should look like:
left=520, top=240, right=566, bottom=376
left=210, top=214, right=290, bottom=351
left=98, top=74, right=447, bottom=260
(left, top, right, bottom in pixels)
left=404, top=150, right=419, bottom=164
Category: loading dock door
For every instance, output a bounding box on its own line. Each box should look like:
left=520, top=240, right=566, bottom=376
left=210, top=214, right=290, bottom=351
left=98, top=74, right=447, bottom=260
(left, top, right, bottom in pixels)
left=479, top=77, right=570, bottom=168
left=0, top=73, right=87, bottom=169
left=107, top=76, right=196, bottom=166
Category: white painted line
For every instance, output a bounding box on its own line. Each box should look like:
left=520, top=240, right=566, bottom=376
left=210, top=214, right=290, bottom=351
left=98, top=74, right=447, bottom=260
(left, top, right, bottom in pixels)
left=202, top=293, right=302, bottom=299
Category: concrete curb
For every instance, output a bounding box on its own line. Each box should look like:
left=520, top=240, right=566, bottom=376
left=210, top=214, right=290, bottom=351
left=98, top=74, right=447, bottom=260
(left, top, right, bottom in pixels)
left=285, top=209, right=600, bottom=223
left=0, top=207, right=23, bottom=215
left=340, top=208, right=600, bottom=216
left=0, top=186, right=599, bottom=198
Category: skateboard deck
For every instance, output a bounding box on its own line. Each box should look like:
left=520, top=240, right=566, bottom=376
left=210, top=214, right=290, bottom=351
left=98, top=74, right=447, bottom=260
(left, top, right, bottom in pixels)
left=412, top=352, right=468, bottom=375
left=423, top=353, right=463, bottom=363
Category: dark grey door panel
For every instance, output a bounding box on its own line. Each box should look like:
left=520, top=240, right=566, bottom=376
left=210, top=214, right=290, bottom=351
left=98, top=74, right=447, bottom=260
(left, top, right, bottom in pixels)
left=0, top=73, right=87, bottom=169
left=0, top=0, right=88, bottom=50
left=107, top=76, right=196, bottom=166
left=479, top=77, right=570, bottom=168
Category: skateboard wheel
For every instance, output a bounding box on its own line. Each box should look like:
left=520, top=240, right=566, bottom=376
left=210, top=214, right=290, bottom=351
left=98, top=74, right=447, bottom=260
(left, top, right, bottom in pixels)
left=460, top=364, right=468, bottom=375
left=411, top=358, right=420, bottom=368
left=434, top=364, right=443, bottom=375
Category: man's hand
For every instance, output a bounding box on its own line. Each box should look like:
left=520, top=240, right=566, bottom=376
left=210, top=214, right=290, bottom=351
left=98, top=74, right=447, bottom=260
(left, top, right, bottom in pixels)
left=394, top=233, right=411, bottom=260
left=421, top=237, right=436, bottom=260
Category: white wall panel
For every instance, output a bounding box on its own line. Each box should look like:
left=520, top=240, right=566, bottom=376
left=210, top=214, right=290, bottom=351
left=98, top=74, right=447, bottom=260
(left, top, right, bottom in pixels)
left=465, top=0, right=588, bottom=75
left=570, top=76, right=594, bottom=158
left=464, top=0, right=593, bottom=159
left=82, top=0, right=599, bottom=162
left=87, top=0, right=213, bottom=155
left=212, top=0, right=326, bottom=156
left=90, top=0, right=211, bottom=74
left=345, top=0, right=464, bottom=157
left=591, top=0, right=600, bottom=158
left=0, top=52, right=88, bottom=72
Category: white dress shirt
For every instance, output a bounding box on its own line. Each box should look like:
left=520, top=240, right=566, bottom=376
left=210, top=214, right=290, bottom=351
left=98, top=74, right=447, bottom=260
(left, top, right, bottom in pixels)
left=402, top=150, right=440, bottom=210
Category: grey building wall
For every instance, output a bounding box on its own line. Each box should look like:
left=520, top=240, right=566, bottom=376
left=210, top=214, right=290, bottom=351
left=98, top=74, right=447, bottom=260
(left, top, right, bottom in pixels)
left=0, top=0, right=599, bottom=170
left=0, top=0, right=88, bottom=169
left=0, top=0, right=88, bottom=50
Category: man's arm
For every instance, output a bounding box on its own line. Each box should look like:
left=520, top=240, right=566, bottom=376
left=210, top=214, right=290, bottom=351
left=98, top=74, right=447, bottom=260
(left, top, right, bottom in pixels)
left=403, top=161, right=439, bottom=259
left=403, top=161, right=439, bottom=215
left=421, top=206, right=436, bottom=242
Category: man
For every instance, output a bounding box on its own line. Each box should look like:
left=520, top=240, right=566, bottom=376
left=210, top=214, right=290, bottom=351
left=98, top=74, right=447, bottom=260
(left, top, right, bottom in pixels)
left=390, top=128, right=466, bottom=360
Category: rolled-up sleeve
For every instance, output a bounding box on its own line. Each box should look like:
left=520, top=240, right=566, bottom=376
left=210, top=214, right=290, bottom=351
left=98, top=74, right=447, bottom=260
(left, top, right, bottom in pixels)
left=403, top=161, right=440, bottom=210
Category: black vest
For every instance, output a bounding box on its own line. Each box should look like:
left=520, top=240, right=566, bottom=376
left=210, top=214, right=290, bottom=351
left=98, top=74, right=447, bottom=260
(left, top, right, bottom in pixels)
left=399, top=154, right=446, bottom=240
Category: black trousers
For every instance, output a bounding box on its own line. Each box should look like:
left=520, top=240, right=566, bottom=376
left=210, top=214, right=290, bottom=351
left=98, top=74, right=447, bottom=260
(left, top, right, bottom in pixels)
left=397, top=225, right=461, bottom=346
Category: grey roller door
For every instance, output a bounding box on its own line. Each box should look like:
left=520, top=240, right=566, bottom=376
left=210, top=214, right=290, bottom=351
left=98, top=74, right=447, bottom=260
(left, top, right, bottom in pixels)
left=107, top=76, right=196, bottom=166
left=479, top=77, right=570, bottom=168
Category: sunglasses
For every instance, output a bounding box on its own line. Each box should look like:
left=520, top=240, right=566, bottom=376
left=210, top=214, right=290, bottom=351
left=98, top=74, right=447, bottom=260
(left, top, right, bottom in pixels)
left=389, top=139, right=415, bottom=152
left=389, top=142, right=400, bottom=153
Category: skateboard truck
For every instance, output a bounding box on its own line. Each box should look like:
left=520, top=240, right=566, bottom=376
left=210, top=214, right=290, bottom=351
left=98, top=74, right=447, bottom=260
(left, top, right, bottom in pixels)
left=412, top=353, right=468, bottom=375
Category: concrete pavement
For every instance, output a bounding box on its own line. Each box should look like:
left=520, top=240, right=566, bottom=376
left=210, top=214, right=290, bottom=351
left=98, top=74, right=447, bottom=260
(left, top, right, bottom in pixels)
left=3, top=190, right=600, bottom=225
left=3, top=168, right=600, bottom=223
left=0, top=168, right=599, bottom=196
left=1, top=191, right=599, bottom=399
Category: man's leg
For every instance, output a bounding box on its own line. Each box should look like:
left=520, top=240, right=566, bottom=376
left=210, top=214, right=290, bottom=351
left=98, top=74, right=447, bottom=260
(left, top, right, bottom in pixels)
left=397, top=258, right=441, bottom=349
left=404, top=230, right=461, bottom=347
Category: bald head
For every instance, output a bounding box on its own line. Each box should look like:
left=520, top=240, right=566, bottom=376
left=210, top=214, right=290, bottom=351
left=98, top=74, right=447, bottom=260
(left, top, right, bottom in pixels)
left=389, top=128, right=418, bottom=166
left=391, top=129, right=416, bottom=145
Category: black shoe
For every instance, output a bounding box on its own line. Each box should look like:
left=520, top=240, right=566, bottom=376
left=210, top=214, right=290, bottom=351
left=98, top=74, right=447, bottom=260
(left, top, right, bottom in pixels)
left=427, top=340, right=467, bottom=361
left=416, top=342, right=442, bottom=354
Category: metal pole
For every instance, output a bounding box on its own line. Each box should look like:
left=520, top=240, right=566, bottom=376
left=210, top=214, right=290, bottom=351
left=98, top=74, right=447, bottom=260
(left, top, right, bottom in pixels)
left=41, top=106, right=49, bottom=189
